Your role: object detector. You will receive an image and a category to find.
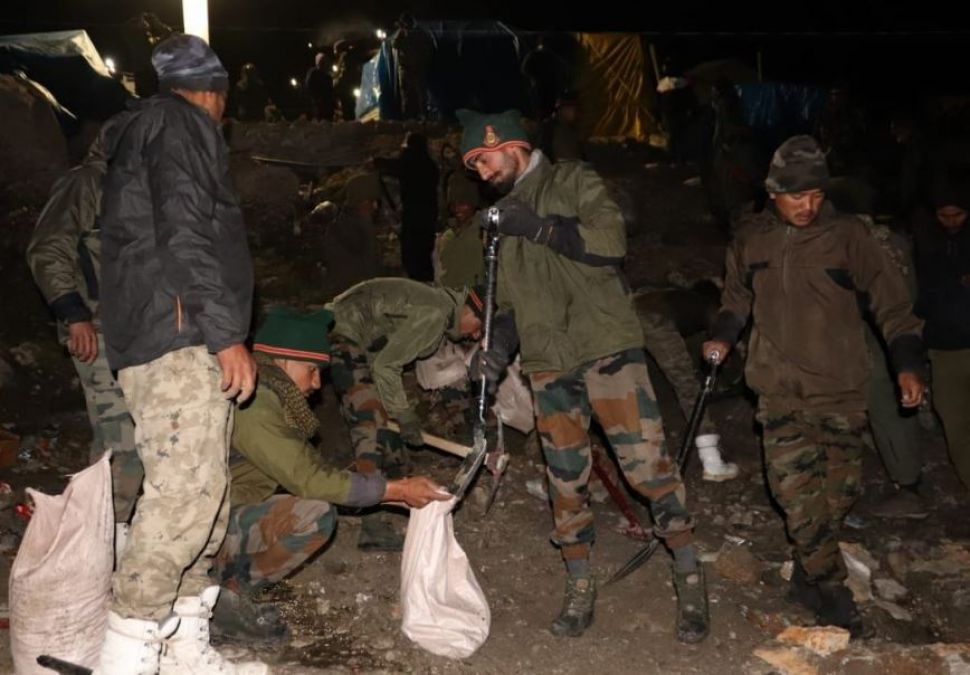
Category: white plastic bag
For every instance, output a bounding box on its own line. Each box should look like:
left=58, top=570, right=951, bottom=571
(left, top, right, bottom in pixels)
left=400, top=497, right=490, bottom=659
left=492, top=356, right=535, bottom=434
left=415, top=341, right=469, bottom=390
left=10, top=453, right=114, bottom=673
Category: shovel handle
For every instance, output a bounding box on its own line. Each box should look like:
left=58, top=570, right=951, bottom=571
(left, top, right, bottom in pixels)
left=386, top=421, right=472, bottom=458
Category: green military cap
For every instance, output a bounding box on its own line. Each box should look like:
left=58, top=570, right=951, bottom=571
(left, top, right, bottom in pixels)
left=456, top=109, right=531, bottom=169
left=764, top=135, right=830, bottom=194
left=253, top=305, right=334, bottom=366
left=446, top=171, right=482, bottom=207
left=343, top=172, right=383, bottom=206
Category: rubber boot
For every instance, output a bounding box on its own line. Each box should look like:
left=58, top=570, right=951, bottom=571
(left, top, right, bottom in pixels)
left=696, top=434, right=739, bottom=482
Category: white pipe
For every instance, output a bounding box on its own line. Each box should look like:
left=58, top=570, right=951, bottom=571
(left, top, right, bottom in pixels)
left=182, top=0, right=209, bottom=44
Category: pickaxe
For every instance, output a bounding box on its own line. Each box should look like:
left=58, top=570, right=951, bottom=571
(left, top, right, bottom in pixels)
left=604, top=353, right=720, bottom=586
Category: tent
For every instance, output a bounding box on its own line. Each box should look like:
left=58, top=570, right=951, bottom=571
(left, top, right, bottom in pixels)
left=356, top=20, right=529, bottom=121
left=0, top=30, right=130, bottom=127
left=357, top=26, right=661, bottom=143
left=574, top=33, right=660, bottom=141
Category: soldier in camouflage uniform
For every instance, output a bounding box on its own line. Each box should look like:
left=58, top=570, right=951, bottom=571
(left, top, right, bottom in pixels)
left=459, top=109, right=707, bottom=643
left=210, top=307, right=447, bottom=641
left=327, top=278, right=484, bottom=548
left=705, top=135, right=926, bottom=637
left=26, top=115, right=143, bottom=528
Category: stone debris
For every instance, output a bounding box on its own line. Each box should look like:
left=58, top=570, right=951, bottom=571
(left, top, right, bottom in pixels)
left=777, top=626, right=850, bottom=657
left=752, top=647, right=818, bottom=675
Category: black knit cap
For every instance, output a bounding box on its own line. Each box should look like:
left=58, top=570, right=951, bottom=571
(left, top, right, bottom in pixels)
left=152, top=33, right=229, bottom=93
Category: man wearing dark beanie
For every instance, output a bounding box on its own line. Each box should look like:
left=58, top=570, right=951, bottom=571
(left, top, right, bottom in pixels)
left=705, top=135, right=926, bottom=638
left=96, top=33, right=264, bottom=674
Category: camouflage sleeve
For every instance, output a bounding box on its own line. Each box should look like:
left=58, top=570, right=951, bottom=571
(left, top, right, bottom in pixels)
left=371, top=309, right=450, bottom=419
left=710, top=237, right=751, bottom=344
left=848, top=222, right=925, bottom=374
left=232, top=391, right=385, bottom=506
left=26, top=165, right=101, bottom=323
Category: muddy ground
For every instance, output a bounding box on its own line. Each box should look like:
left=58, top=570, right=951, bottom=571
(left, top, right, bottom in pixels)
left=2, top=127, right=970, bottom=674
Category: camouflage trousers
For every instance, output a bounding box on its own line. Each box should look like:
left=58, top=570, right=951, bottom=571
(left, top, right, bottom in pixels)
left=113, top=346, right=232, bottom=621
left=330, top=340, right=407, bottom=478
left=71, top=330, right=143, bottom=523
left=639, top=308, right=716, bottom=436
left=213, top=495, right=335, bottom=594
left=531, top=348, right=694, bottom=560
left=758, top=406, right=868, bottom=583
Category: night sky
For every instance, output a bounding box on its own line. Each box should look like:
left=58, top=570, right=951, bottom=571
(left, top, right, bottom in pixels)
left=3, top=1, right=969, bottom=117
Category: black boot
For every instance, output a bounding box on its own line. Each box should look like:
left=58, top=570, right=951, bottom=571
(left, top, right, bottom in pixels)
left=550, top=576, right=596, bottom=637
left=786, top=559, right=823, bottom=612
left=673, top=564, right=710, bottom=643
left=817, top=582, right=865, bottom=639
left=210, top=587, right=289, bottom=644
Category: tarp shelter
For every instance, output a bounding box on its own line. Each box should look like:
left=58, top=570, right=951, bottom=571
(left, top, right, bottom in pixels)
left=574, top=33, right=660, bottom=141
left=0, top=30, right=130, bottom=128
left=359, top=27, right=661, bottom=142
left=735, top=82, right=828, bottom=150
left=357, top=20, right=528, bottom=121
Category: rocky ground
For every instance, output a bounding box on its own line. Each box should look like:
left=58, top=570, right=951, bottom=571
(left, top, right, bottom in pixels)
left=2, top=121, right=970, bottom=674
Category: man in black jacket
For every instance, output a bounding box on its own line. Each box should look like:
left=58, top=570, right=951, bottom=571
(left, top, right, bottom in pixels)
left=914, top=182, right=970, bottom=490
left=96, top=33, right=265, bottom=675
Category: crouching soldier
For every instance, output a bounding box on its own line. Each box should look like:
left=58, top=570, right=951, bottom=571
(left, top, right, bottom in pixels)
left=211, top=306, right=449, bottom=641
left=327, top=278, right=484, bottom=549
left=704, top=135, right=926, bottom=637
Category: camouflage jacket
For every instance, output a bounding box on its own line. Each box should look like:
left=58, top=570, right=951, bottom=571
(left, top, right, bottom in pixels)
left=328, top=278, right=467, bottom=418
left=230, top=382, right=385, bottom=507
left=26, top=118, right=125, bottom=337
left=712, top=202, right=924, bottom=411
left=498, top=153, right=644, bottom=374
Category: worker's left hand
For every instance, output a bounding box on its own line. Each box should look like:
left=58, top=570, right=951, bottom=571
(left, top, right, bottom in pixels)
left=897, top=371, right=925, bottom=408
left=492, top=197, right=547, bottom=239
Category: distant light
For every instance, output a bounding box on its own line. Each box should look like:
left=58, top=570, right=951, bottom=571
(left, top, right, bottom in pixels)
left=375, top=28, right=387, bottom=40
left=181, top=0, right=209, bottom=43
left=289, top=77, right=299, bottom=88
left=331, top=64, right=339, bottom=74
left=353, top=87, right=361, bottom=99
left=307, top=42, right=313, bottom=49
left=104, top=57, right=117, bottom=75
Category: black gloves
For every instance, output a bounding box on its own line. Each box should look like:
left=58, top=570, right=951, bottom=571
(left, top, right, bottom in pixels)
left=488, top=198, right=621, bottom=267
left=469, top=312, right=519, bottom=392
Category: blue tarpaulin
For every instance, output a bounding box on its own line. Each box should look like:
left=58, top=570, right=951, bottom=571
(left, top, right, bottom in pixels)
left=356, top=20, right=527, bottom=121
left=736, top=82, right=828, bottom=150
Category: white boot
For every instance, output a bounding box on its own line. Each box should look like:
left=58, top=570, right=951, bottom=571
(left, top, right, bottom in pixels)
left=159, top=586, right=270, bottom=674
left=115, top=523, right=129, bottom=570
left=696, top=434, right=739, bottom=482
left=94, top=610, right=179, bottom=675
